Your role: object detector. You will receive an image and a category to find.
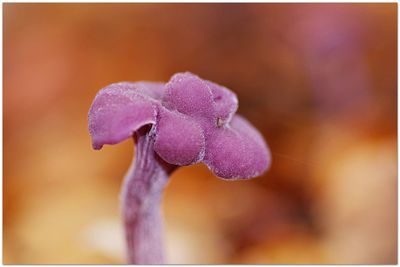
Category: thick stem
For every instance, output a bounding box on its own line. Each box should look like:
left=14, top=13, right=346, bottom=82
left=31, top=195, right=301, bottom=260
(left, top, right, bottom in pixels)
left=120, top=127, right=176, bottom=264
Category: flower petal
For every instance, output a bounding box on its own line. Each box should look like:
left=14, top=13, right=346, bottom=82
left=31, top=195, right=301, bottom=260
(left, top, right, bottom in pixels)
left=204, top=116, right=271, bottom=179
left=88, top=83, right=159, bottom=150
left=154, top=108, right=205, bottom=166
left=206, top=80, right=238, bottom=124
left=162, top=72, right=215, bottom=119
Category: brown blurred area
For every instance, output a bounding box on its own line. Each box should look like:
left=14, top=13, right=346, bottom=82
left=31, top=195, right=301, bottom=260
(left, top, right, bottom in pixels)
left=3, top=3, right=397, bottom=264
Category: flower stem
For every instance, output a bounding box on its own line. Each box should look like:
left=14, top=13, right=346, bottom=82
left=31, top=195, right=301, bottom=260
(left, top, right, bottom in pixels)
left=120, top=126, right=176, bottom=264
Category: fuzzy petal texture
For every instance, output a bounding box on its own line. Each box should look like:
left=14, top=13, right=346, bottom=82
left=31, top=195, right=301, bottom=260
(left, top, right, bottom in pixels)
left=163, top=72, right=215, bottom=119
left=154, top=108, right=205, bottom=166
left=88, top=84, right=159, bottom=150
left=204, top=118, right=270, bottom=179
left=206, top=80, right=238, bottom=124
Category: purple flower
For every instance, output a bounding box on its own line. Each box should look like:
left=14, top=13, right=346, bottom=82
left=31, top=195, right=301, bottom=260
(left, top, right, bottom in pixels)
left=89, top=72, right=271, bottom=179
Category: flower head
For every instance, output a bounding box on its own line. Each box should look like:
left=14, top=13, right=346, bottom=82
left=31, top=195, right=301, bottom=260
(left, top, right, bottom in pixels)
left=88, top=72, right=271, bottom=179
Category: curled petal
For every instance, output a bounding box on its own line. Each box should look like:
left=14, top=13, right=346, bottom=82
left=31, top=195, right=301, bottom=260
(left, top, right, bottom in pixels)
left=88, top=84, right=159, bottom=150
left=154, top=108, right=205, bottom=166
left=162, top=72, right=215, bottom=119
left=204, top=116, right=271, bottom=179
left=206, top=80, right=238, bottom=125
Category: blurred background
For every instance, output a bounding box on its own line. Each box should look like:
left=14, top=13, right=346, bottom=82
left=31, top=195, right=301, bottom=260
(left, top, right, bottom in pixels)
left=3, top=3, right=397, bottom=264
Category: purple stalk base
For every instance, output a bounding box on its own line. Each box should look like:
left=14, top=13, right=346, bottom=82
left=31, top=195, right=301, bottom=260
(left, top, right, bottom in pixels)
left=120, top=126, right=176, bottom=264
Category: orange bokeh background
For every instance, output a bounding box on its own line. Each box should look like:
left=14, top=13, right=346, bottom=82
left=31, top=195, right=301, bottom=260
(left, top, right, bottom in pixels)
left=3, top=3, right=397, bottom=264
